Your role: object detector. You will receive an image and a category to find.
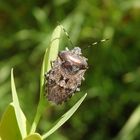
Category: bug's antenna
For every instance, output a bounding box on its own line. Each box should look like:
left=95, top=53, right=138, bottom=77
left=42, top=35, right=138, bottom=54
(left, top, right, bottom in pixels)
left=87, top=38, right=109, bottom=48
left=57, top=22, right=74, bottom=47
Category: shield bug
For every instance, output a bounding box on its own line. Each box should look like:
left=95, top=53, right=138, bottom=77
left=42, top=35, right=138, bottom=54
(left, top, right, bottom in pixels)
left=44, top=25, right=108, bottom=104
left=44, top=47, right=88, bottom=104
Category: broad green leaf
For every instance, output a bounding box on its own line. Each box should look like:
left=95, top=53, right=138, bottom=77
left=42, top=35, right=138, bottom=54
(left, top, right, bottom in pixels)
left=11, top=68, right=27, bottom=138
left=30, top=25, right=61, bottom=133
left=0, top=103, right=22, bottom=140
left=40, top=25, right=62, bottom=94
left=24, top=133, right=42, bottom=140
left=42, top=93, right=87, bottom=139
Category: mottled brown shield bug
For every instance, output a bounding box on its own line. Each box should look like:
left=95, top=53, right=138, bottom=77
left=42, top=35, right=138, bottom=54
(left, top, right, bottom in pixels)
left=44, top=24, right=108, bottom=104
left=44, top=47, right=88, bottom=104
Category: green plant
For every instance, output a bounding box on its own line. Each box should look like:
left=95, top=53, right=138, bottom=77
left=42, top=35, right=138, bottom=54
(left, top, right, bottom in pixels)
left=0, top=25, right=87, bottom=140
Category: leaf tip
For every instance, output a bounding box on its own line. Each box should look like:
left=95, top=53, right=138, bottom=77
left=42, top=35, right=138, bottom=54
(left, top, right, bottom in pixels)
left=11, top=68, right=13, bottom=73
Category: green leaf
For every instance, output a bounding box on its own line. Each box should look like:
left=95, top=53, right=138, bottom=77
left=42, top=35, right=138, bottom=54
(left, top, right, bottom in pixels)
left=40, top=25, right=62, bottom=93
left=42, top=93, right=87, bottom=139
left=0, top=103, right=22, bottom=140
left=30, top=25, right=62, bottom=133
left=24, top=133, right=42, bottom=140
left=116, top=105, right=140, bottom=140
left=11, top=68, right=27, bottom=138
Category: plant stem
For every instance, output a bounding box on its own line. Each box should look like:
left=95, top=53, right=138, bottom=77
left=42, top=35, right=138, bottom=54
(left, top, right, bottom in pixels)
left=30, top=97, right=46, bottom=134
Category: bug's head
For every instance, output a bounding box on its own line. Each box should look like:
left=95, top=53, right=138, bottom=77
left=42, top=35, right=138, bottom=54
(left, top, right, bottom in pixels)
left=58, top=47, right=88, bottom=74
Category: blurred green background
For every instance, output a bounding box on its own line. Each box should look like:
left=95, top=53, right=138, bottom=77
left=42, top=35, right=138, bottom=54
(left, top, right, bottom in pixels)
left=0, top=0, right=140, bottom=140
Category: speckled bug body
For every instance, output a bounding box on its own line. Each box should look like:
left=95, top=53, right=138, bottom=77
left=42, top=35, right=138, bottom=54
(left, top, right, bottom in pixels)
left=44, top=47, right=88, bottom=104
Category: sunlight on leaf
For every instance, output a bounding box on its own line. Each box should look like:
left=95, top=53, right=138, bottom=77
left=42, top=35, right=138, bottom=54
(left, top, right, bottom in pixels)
left=42, top=93, right=87, bottom=139
left=40, top=25, right=61, bottom=98
left=0, top=103, right=22, bottom=140
left=11, top=68, right=27, bottom=138
left=30, top=25, right=61, bottom=133
left=24, top=133, right=42, bottom=140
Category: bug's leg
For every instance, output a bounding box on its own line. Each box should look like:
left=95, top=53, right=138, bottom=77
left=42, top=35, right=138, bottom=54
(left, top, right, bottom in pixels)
left=50, top=60, right=53, bottom=68
left=76, top=88, right=80, bottom=92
